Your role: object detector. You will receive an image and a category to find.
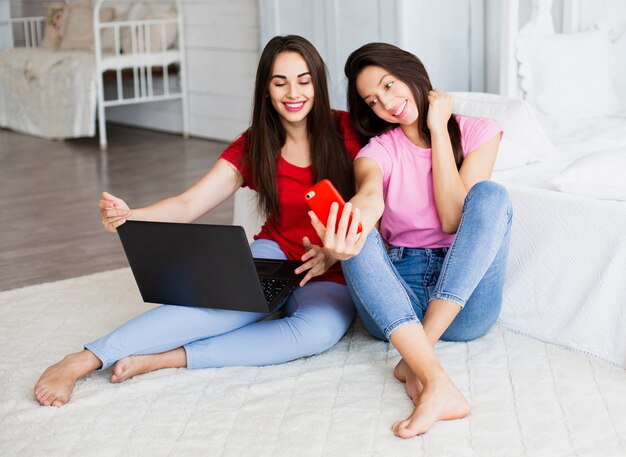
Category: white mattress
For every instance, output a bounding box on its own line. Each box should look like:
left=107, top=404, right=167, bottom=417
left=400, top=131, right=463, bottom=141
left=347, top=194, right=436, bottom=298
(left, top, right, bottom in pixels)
left=492, top=114, right=626, bottom=368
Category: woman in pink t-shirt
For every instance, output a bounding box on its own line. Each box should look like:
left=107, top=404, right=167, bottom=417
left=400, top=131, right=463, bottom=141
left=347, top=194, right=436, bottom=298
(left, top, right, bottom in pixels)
left=310, top=43, right=512, bottom=438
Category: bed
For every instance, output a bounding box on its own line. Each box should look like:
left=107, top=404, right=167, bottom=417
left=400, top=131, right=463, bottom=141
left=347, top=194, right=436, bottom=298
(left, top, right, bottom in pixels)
left=486, top=0, right=626, bottom=369
left=233, top=0, right=626, bottom=369
left=0, top=0, right=189, bottom=149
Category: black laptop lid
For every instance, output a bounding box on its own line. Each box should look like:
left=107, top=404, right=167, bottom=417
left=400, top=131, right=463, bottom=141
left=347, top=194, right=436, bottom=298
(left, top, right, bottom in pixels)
left=117, top=221, right=275, bottom=311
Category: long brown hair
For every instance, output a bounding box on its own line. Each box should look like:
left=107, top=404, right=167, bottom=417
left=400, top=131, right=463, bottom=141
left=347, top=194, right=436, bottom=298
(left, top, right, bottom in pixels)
left=246, top=35, right=354, bottom=220
left=344, top=43, right=464, bottom=169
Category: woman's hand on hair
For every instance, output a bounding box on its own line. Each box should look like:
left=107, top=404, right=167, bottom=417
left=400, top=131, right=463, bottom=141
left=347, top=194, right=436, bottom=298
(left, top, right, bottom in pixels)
left=308, top=202, right=367, bottom=261
left=426, top=89, right=453, bottom=135
left=296, top=237, right=338, bottom=286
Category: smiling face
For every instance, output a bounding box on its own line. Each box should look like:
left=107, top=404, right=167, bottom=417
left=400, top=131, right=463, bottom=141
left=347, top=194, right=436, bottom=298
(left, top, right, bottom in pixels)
left=267, top=51, right=315, bottom=127
left=355, top=65, right=419, bottom=128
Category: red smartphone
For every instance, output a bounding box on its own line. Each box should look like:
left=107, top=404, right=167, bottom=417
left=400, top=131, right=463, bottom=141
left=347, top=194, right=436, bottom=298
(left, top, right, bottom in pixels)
left=305, top=179, right=362, bottom=233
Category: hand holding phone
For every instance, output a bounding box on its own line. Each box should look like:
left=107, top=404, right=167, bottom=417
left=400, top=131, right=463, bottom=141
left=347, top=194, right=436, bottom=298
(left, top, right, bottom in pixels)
left=305, top=179, right=362, bottom=233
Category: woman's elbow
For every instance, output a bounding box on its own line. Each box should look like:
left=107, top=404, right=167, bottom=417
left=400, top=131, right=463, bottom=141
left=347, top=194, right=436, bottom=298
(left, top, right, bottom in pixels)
left=440, top=218, right=460, bottom=234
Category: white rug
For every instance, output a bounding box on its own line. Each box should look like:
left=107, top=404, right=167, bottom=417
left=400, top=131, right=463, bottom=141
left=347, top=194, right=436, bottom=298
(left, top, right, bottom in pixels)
left=1, top=269, right=625, bottom=456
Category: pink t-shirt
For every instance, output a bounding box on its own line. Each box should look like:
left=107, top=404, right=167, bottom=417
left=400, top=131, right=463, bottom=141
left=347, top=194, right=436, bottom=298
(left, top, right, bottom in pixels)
left=356, top=115, right=502, bottom=248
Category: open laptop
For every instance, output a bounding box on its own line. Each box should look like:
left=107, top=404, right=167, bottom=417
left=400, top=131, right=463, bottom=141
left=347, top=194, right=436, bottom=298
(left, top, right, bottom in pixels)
left=117, top=220, right=305, bottom=313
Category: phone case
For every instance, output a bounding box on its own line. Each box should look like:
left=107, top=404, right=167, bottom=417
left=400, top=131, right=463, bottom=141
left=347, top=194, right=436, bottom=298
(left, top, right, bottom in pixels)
left=304, top=179, right=362, bottom=232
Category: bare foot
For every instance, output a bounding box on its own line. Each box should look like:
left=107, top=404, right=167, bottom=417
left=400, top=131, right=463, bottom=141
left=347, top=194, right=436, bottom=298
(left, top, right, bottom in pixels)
left=394, top=358, right=423, bottom=404
left=34, top=350, right=102, bottom=407
left=391, top=371, right=470, bottom=439
left=111, top=348, right=187, bottom=383
left=110, top=355, right=153, bottom=383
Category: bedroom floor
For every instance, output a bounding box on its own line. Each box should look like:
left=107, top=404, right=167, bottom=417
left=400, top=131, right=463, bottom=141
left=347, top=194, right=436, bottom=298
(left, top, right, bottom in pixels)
left=0, top=125, right=233, bottom=291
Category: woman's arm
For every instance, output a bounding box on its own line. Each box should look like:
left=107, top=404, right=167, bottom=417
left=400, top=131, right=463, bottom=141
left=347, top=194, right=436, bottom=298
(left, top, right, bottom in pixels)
left=428, top=90, right=499, bottom=233
left=309, top=157, right=384, bottom=259
left=100, top=158, right=244, bottom=232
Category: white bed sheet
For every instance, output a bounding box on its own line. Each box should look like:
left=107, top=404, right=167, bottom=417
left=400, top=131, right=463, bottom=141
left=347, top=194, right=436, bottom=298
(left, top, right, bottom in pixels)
left=0, top=48, right=97, bottom=139
left=492, top=114, right=626, bottom=368
left=494, top=114, right=626, bottom=189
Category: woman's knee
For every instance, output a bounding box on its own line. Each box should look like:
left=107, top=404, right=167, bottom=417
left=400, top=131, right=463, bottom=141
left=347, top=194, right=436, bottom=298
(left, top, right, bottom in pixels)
left=287, top=284, right=355, bottom=353
left=440, top=307, right=499, bottom=342
left=466, top=181, right=512, bottom=221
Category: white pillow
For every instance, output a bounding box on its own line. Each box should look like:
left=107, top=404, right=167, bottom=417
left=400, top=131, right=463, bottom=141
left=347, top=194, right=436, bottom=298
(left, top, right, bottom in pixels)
left=451, top=92, right=558, bottom=169
left=517, top=31, right=622, bottom=119
left=493, top=137, right=539, bottom=171
left=58, top=4, right=116, bottom=52
left=551, top=149, right=626, bottom=201
left=609, top=31, right=626, bottom=111
left=121, top=3, right=177, bottom=54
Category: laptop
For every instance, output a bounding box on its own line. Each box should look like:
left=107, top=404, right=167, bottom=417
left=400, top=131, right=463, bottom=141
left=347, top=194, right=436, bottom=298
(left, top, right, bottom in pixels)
left=117, top=220, right=305, bottom=313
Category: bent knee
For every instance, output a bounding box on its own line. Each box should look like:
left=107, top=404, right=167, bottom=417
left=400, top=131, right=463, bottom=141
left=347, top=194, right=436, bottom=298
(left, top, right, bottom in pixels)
left=441, top=320, right=497, bottom=342
left=466, top=181, right=512, bottom=221
left=292, top=306, right=354, bottom=354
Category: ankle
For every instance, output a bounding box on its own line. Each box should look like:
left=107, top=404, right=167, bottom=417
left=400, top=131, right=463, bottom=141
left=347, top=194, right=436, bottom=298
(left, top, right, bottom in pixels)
left=420, top=365, right=449, bottom=386
left=64, top=350, right=102, bottom=373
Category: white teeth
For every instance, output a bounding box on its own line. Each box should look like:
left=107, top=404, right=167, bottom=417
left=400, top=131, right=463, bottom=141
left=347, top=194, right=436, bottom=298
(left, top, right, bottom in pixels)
left=285, top=102, right=304, bottom=108
left=393, top=100, right=407, bottom=116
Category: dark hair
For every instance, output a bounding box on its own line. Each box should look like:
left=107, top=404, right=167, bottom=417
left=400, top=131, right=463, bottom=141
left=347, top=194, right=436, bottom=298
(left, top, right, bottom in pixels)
left=344, top=42, right=464, bottom=169
left=245, top=35, right=354, bottom=220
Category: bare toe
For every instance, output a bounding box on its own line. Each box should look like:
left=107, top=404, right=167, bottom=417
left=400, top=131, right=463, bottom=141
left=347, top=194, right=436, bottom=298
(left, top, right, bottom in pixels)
left=33, top=351, right=101, bottom=407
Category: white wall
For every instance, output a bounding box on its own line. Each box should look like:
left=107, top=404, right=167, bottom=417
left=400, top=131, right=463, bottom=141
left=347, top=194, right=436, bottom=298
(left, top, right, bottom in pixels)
left=484, top=0, right=565, bottom=94
left=107, top=0, right=259, bottom=141
left=399, top=0, right=485, bottom=92
left=0, top=1, right=10, bottom=48
left=259, top=0, right=400, bottom=110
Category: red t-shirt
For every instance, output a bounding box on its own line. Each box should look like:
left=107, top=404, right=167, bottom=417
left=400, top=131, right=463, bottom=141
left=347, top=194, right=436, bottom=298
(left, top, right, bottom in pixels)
left=220, top=110, right=361, bottom=284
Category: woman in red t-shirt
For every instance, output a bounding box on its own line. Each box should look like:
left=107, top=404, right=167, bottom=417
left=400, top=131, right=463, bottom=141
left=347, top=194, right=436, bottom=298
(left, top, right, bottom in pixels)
left=34, top=35, right=361, bottom=407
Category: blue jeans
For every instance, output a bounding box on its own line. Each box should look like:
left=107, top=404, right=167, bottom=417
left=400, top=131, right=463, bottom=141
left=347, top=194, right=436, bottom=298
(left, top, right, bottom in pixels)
left=85, top=239, right=354, bottom=369
left=342, top=181, right=512, bottom=341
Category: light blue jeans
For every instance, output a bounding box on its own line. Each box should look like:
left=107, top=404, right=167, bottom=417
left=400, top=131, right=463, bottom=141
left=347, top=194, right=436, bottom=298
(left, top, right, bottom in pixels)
left=85, top=239, right=354, bottom=370
left=342, top=181, right=512, bottom=341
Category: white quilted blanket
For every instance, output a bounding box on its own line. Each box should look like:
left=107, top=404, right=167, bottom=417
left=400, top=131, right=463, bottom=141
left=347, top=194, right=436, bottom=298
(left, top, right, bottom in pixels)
left=499, top=183, right=626, bottom=368
left=0, top=48, right=96, bottom=139
left=1, top=269, right=625, bottom=456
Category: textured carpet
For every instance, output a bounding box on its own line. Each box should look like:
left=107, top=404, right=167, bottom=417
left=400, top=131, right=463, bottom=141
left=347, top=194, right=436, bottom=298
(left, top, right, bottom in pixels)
left=1, top=269, right=625, bottom=456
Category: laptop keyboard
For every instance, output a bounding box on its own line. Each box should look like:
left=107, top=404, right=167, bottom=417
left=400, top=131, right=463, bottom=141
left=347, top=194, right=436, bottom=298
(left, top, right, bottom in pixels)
left=260, top=278, right=291, bottom=303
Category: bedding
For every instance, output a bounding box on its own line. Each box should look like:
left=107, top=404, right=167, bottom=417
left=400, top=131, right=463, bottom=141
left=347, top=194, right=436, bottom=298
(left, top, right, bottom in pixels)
left=551, top=148, right=626, bottom=201
left=0, top=48, right=97, bottom=139
left=492, top=113, right=626, bottom=368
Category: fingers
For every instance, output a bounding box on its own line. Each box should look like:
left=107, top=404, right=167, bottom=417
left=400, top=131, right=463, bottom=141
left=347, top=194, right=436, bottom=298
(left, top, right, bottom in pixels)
left=324, top=202, right=340, bottom=244
left=308, top=211, right=327, bottom=241
left=300, top=237, right=317, bottom=264
left=100, top=192, right=129, bottom=211
left=335, top=202, right=352, bottom=239
left=296, top=253, right=323, bottom=286
left=102, top=191, right=123, bottom=206
left=99, top=192, right=131, bottom=234
left=102, top=209, right=131, bottom=219
left=104, top=217, right=127, bottom=233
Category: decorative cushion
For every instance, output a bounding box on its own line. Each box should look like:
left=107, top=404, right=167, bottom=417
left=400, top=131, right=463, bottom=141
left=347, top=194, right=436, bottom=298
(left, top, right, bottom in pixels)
left=551, top=149, right=626, bottom=201
left=451, top=92, right=558, bottom=170
left=517, top=31, right=622, bottom=119
left=39, top=3, right=68, bottom=50
left=121, top=3, right=178, bottom=54
left=58, top=4, right=116, bottom=52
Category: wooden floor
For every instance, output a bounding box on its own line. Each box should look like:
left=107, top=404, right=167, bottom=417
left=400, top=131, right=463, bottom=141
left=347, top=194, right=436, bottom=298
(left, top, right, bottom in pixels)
left=0, top=124, right=233, bottom=291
